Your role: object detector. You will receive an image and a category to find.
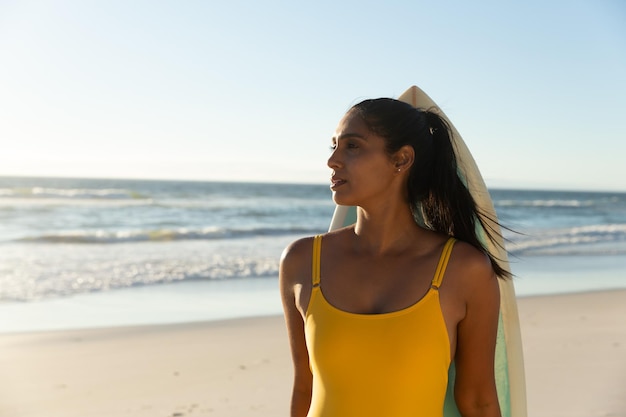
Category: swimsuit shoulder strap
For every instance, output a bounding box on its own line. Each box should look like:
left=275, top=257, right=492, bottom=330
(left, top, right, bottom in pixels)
left=431, top=238, right=456, bottom=290
left=312, top=235, right=322, bottom=288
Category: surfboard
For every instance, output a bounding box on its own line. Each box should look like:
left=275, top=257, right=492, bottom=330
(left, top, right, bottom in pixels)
left=328, top=85, right=527, bottom=417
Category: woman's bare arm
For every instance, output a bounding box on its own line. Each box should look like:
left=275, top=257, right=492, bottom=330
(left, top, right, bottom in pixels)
left=453, top=247, right=502, bottom=417
left=280, top=239, right=313, bottom=417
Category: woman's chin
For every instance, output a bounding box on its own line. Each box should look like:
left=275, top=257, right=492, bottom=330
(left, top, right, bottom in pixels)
left=331, top=193, right=355, bottom=207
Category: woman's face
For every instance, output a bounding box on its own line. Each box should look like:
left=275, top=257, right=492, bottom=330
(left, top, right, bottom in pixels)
left=327, top=111, right=399, bottom=207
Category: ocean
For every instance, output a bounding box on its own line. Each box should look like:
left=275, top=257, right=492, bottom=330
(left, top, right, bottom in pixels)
left=1, top=176, right=625, bottom=332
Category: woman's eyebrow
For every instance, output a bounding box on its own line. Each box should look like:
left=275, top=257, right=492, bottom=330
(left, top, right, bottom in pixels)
left=332, top=132, right=368, bottom=141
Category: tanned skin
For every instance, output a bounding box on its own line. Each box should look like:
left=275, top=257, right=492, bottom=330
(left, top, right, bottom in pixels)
left=280, top=112, right=501, bottom=417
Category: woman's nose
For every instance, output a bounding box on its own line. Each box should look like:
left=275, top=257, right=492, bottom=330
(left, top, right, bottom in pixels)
left=327, top=149, right=342, bottom=169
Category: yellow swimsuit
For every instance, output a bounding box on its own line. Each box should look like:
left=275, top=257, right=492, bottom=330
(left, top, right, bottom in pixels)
left=305, top=236, right=455, bottom=417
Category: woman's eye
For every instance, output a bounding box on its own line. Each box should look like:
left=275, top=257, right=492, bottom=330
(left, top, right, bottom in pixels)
left=329, top=141, right=358, bottom=151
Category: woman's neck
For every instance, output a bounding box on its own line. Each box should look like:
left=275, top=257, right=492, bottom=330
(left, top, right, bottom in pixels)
left=352, top=201, right=428, bottom=256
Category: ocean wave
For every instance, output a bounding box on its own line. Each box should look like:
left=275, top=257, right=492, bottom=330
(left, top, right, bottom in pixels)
left=15, top=226, right=323, bottom=244
left=495, top=199, right=596, bottom=208
left=0, top=187, right=149, bottom=200
left=508, top=224, right=626, bottom=255
left=0, top=237, right=288, bottom=302
left=0, top=255, right=281, bottom=302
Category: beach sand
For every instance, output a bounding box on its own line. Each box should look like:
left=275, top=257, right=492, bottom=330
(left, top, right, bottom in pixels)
left=0, top=290, right=624, bottom=417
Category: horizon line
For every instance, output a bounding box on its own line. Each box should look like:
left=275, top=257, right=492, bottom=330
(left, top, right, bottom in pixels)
left=1, top=174, right=624, bottom=194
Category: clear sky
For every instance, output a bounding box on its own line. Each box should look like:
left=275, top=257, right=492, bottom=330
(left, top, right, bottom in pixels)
left=1, top=0, right=625, bottom=191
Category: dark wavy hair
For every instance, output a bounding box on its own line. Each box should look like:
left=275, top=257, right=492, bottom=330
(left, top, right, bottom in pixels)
left=350, top=98, right=511, bottom=279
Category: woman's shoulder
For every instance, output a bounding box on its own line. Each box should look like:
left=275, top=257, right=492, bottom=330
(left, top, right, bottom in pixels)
left=280, top=227, right=353, bottom=271
left=283, top=226, right=351, bottom=255
left=451, top=239, right=493, bottom=266
left=441, top=239, right=500, bottom=321
left=281, top=236, right=314, bottom=262
left=279, top=236, right=315, bottom=291
left=448, top=239, right=498, bottom=290
left=280, top=236, right=314, bottom=269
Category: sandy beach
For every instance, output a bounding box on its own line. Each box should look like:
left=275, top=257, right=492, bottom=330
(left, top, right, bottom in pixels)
left=1, top=289, right=625, bottom=417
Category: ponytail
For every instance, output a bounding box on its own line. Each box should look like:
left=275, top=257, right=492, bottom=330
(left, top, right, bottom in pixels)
left=350, top=98, right=511, bottom=279
left=421, top=111, right=511, bottom=279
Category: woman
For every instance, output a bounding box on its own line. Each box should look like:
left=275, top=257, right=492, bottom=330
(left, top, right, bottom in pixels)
left=280, top=98, right=508, bottom=417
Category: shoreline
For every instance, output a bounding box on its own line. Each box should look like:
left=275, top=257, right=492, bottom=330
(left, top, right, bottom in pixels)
left=2, top=285, right=624, bottom=335
left=1, top=289, right=625, bottom=417
left=2, top=284, right=626, bottom=335
left=2, top=285, right=626, bottom=336
left=3, top=250, right=626, bottom=334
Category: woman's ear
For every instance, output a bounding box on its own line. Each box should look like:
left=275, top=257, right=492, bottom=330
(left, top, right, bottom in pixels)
left=393, top=145, right=414, bottom=172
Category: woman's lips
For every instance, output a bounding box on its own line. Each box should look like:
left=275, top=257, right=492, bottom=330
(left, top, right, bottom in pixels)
left=330, top=177, right=346, bottom=189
